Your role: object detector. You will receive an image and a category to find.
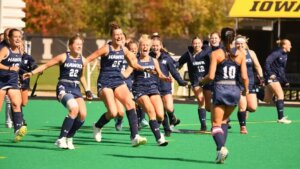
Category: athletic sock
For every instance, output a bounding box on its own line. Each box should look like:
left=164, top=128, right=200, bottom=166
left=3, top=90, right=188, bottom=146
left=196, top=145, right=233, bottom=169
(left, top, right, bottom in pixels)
left=237, top=111, right=247, bottom=126
left=95, top=113, right=110, bottom=129
left=211, top=126, right=225, bottom=151
left=221, top=124, right=228, bottom=143
left=162, top=113, right=171, bottom=132
left=126, top=109, right=139, bottom=139
left=12, top=112, right=23, bottom=132
left=276, top=100, right=284, bottom=120
left=67, top=117, right=84, bottom=138
left=59, top=115, right=75, bottom=138
left=149, top=120, right=161, bottom=141
left=198, top=108, right=206, bottom=129
left=136, top=106, right=142, bottom=123
left=167, top=110, right=175, bottom=123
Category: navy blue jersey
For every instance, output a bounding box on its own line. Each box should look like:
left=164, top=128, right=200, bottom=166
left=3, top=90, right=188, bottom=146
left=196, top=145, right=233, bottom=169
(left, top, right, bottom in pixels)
left=0, top=48, right=22, bottom=89
left=151, top=51, right=185, bottom=94
left=213, top=52, right=241, bottom=106
left=215, top=59, right=240, bottom=82
left=19, top=53, right=38, bottom=89
left=97, top=45, right=126, bottom=90
left=100, top=45, right=124, bottom=72
left=232, top=48, right=255, bottom=88
left=264, top=48, right=288, bottom=84
left=59, top=52, right=83, bottom=81
left=178, top=47, right=210, bottom=87
left=132, top=57, right=159, bottom=99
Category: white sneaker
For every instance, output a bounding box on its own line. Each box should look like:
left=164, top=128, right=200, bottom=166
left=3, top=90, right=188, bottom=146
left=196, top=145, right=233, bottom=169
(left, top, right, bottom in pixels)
left=55, top=137, right=68, bottom=149
left=67, top=137, right=75, bottom=150
left=170, top=125, right=180, bottom=133
left=140, top=119, right=149, bottom=127
left=215, top=147, right=229, bottom=164
left=131, top=135, right=147, bottom=147
left=93, top=123, right=102, bottom=142
left=277, top=117, right=292, bottom=124
left=157, top=134, right=168, bottom=146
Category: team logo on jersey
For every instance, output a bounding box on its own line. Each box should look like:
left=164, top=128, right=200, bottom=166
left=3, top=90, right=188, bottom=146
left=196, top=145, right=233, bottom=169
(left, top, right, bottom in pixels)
left=162, top=60, right=167, bottom=64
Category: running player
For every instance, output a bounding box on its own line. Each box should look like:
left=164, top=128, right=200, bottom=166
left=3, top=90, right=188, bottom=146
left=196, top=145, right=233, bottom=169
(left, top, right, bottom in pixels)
left=178, top=37, right=211, bottom=133
left=263, top=39, right=292, bottom=124
left=200, top=27, right=249, bottom=163
left=126, top=40, right=149, bottom=129
left=0, top=28, right=14, bottom=128
left=24, top=35, right=92, bottom=149
left=0, top=28, right=27, bottom=142
left=123, top=34, right=171, bottom=146
left=151, top=38, right=187, bottom=136
left=234, top=35, right=264, bottom=134
left=86, top=23, right=147, bottom=147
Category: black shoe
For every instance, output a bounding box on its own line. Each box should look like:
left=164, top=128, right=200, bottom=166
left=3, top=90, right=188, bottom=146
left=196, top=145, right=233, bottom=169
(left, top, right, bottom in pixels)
left=170, top=118, right=181, bottom=126
left=164, top=130, right=171, bottom=137
left=200, top=126, right=207, bottom=133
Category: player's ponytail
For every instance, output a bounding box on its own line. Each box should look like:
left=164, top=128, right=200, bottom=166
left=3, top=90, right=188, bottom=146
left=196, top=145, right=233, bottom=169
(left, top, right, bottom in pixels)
left=221, top=27, right=235, bottom=58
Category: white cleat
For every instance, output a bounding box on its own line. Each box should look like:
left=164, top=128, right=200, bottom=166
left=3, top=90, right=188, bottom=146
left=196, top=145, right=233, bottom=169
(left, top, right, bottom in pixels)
left=67, top=137, right=75, bottom=150
left=55, top=137, right=68, bottom=149
left=93, top=123, right=102, bottom=142
left=277, top=117, right=292, bottom=124
left=157, top=134, right=168, bottom=146
left=215, top=146, right=229, bottom=164
left=131, top=135, right=147, bottom=147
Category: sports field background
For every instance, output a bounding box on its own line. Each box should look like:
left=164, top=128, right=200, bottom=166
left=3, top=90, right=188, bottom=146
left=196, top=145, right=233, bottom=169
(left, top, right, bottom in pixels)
left=0, top=100, right=299, bottom=169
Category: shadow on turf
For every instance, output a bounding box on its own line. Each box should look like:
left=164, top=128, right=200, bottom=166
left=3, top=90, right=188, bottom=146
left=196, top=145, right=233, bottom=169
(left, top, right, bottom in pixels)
left=106, top=154, right=215, bottom=164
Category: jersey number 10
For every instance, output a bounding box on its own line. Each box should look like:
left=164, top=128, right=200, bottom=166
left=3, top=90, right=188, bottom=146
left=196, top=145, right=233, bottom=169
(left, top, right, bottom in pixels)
left=223, top=66, right=236, bottom=79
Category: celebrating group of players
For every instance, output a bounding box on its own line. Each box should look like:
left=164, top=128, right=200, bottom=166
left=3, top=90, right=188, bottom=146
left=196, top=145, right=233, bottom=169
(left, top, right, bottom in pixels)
left=0, top=24, right=292, bottom=163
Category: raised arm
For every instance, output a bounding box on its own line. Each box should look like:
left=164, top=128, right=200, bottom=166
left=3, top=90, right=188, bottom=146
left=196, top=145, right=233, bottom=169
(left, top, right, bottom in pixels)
left=23, top=53, right=65, bottom=79
left=86, top=44, right=109, bottom=63
left=124, top=47, right=144, bottom=71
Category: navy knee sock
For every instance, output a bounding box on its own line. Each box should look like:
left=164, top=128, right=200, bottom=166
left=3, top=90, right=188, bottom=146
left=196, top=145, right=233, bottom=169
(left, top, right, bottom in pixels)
left=95, top=113, right=110, bottom=129
left=167, top=110, right=175, bottom=123
left=198, top=108, right=206, bottom=129
left=276, top=100, right=284, bottom=120
left=211, top=127, right=225, bottom=151
left=221, top=124, right=228, bottom=143
left=126, top=109, right=139, bottom=139
left=149, top=120, right=161, bottom=141
left=237, top=111, right=246, bottom=126
left=162, top=113, right=171, bottom=132
left=67, top=118, right=84, bottom=138
left=12, top=112, right=23, bottom=132
left=59, top=116, right=75, bottom=138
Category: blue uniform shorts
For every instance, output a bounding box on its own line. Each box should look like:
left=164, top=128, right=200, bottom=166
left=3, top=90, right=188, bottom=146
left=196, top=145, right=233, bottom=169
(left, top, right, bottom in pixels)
left=212, top=84, right=241, bottom=106
left=132, top=87, right=160, bottom=100
left=97, top=72, right=125, bottom=92
left=56, top=81, right=82, bottom=100
left=0, top=75, right=19, bottom=89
